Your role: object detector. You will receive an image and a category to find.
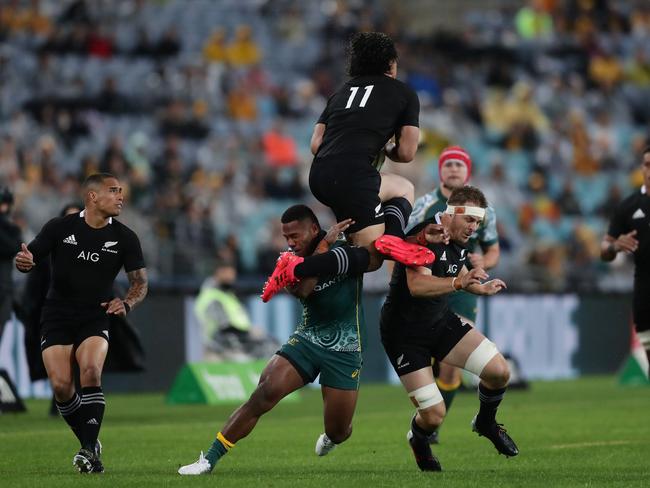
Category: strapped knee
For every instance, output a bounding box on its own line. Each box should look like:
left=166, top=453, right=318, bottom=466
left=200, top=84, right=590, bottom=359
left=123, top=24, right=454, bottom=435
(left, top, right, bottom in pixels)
left=408, top=383, right=443, bottom=410
left=464, top=339, right=499, bottom=377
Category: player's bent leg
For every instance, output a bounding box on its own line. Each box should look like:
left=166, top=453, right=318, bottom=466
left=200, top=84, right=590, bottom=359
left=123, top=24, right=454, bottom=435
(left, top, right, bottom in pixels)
left=378, top=172, right=415, bottom=205
left=317, top=387, right=358, bottom=456
left=180, top=355, right=305, bottom=475
left=400, top=368, right=444, bottom=472
left=428, top=362, right=462, bottom=444
left=441, top=330, right=518, bottom=457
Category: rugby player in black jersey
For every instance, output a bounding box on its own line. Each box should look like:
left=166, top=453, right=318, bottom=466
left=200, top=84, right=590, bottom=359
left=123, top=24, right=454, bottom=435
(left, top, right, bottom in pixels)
left=15, top=173, right=147, bottom=474
left=380, top=186, right=518, bottom=472
left=261, top=32, right=435, bottom=302
left=601, top=146, right=650, bottom=376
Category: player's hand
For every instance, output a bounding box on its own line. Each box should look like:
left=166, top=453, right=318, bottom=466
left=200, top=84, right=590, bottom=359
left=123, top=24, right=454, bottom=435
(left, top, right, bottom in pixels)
left=325, top=219, right=354, bottom=245
left=482, top=279, right=506, bottom=295
left=101, top=298, right=128, bottom=317
left=460, top=267, right=489, bottom=288
left=15, top=243, right=35, bottom=272
left=614, top=230, right=638, bottom=254
left=423, top=224, right=449, bottom=245
left=468, top=252, right=485, bottom=269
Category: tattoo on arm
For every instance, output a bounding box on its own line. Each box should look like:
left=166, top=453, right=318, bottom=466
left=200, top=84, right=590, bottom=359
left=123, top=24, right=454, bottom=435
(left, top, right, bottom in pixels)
left=124, top=268, right=148, bottom=310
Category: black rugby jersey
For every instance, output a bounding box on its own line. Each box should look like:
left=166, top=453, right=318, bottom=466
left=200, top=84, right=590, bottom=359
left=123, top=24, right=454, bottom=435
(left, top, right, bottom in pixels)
left=28, top=211, right=145, bottom=305
left=384, top=218, right=470, bottom=325
left=607, top=186, right=650, bottom=275
left=315, top=75, right=419, bottom=162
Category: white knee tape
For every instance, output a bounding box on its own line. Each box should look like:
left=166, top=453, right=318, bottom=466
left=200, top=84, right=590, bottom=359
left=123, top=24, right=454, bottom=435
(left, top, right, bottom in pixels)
left=638, top=330, right=650, bottom=349
left=408, top=384, right=443, bottom=410
left=464, top=339, right=499, bottom=376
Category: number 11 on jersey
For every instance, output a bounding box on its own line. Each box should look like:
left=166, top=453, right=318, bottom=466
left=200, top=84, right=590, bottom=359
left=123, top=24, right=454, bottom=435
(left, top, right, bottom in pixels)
left=345, top=85, right=374, bottom=109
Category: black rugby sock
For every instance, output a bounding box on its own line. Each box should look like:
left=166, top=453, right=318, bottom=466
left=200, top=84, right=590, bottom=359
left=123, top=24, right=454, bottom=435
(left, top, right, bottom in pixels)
left=79, top=386, right=105, bottom=451
left=477, top=383, right=506, bottom=425
left=56, top=392, right=83, bottom=445
left=294, top=246, right=370, bottom=279
left=411, top=414, right=435, bottom=437
left=383, top=197, right=412, bottom=238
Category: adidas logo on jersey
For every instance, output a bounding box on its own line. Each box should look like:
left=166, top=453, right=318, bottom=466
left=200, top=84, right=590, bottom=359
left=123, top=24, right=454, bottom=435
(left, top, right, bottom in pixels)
left=440, top=251, right=447, bottom=261
left=63, top=234, right=78, bottom=245
left=86, top=418, right=99, bottom=425
left=632, top=208, right=646, bottom=219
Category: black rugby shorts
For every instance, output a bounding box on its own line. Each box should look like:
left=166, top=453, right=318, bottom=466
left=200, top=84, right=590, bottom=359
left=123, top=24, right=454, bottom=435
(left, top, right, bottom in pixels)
left=309, top=156, right=384, bottom=234
left=380, top=308, right=473, bottom=377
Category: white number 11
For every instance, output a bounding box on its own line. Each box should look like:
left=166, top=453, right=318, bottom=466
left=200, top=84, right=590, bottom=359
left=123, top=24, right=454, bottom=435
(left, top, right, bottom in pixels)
left=345, top=85, right=374, bottom=109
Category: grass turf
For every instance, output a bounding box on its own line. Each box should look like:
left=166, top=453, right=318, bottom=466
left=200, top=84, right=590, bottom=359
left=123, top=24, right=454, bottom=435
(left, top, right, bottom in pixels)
left=1, top=376, right=649, bottom=487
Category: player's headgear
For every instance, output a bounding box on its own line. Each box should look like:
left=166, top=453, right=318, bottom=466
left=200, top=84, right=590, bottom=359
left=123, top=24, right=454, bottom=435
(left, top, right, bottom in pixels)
left=438, top=146, right=472, bottom=183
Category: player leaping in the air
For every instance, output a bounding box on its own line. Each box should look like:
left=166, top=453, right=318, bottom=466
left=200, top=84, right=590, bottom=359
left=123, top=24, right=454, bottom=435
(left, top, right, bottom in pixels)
left=261, top=32, right=436, bottom=302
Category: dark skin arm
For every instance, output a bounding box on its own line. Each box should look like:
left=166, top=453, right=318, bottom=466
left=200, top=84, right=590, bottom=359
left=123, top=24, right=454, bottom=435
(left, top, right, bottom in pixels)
left=101, top=267, right=148, bottom=317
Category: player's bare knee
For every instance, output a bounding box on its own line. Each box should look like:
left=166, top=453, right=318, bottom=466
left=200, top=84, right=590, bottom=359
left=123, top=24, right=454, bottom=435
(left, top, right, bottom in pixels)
left=419, top=404, right=445, bottom=430
left=250, top=379, right=282, bottom=413
left=50, top=378, right=74, bottom=400
left=480, top=355, right=510, bottom=389
left=401, top=179, right=415, bottom=204
left=408, top=383, right=444, bottom=427
left=79, top=365, right=103, bottom=386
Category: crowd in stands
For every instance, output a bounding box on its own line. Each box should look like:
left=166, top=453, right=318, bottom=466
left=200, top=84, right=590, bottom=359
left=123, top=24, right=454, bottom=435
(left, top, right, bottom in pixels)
left=0, top=0, right=647, bottom=292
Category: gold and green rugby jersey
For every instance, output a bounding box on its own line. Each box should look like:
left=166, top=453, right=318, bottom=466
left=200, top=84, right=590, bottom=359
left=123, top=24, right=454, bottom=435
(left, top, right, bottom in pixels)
left=295, top=241, right=366, bottom=352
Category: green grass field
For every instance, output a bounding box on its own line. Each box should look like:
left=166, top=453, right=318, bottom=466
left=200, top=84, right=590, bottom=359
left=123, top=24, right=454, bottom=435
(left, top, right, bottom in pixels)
left=1, top=376, right=649, bottom=487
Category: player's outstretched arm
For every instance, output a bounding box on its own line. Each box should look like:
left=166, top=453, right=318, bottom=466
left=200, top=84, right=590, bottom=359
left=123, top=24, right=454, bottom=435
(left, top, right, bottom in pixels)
left=462, top=267, right=506, bottom=296
left=406, top=266, right=457, bottom=298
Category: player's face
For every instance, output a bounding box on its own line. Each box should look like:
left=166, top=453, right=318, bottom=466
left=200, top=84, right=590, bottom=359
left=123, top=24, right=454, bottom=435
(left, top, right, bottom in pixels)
left=643, top=152, right=650, bottom=188
left=281, top=219, right=319, bottom=257
left=447, top=203, right=482, bottom=243
left=95, top=178, right=124, bottom=217
left=440, top=161, right=468, bottom=190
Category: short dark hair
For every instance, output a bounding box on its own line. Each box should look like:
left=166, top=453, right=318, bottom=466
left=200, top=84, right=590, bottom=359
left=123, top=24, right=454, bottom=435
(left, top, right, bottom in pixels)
left=347, top=32, right=397, bottom=77
left=642, top=145, right=650, bottom=156
left=448, top=186, right=488, bottom=208
left=281, top=204, right=320, bottom=228
left=83, top=173, right=117, bottom=190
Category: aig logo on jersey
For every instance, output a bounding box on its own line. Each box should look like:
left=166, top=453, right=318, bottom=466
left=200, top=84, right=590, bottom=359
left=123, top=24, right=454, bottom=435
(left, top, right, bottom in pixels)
left=77, top=250, right=100, bottom=262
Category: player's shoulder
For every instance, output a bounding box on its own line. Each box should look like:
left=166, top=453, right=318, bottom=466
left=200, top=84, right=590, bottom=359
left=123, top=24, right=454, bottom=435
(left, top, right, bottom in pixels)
left=616, top=190, right=644, bottom=212
left=45, top=212, right=78, bottom=229
left=111, top=219, right=139, bottom=239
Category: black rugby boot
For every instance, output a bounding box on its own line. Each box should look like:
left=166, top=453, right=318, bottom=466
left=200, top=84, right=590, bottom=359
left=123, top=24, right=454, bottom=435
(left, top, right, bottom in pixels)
left=471, top=415, right=519, bottom=457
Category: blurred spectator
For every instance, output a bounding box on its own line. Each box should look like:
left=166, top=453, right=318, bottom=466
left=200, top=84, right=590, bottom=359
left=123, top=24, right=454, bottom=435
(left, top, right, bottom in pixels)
left=227, top=25, right=261, bottom=67
left=515, top=0, right=554, bottom=40
left=557, top=180, right=582, bottom=216
left=194, top=260, right=277, bottom=361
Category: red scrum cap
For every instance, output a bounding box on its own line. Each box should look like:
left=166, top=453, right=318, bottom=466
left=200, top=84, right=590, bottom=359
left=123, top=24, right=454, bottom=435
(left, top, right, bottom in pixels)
left=438, top=146, right=472, bottom=183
